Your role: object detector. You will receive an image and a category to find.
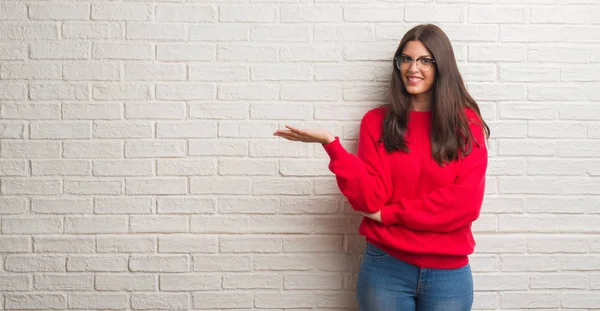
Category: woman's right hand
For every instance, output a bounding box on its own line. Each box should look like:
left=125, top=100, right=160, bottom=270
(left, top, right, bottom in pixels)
left=273, top=125, right=335, bottom=145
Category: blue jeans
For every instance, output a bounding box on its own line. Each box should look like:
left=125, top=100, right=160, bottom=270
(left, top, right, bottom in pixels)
left=356, top=242, right=473, bottom=311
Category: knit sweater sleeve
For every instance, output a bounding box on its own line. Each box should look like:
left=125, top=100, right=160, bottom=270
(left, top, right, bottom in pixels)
left=379, top=119, right=488, bottom=233
left=322, top=110, right=390, bottom=214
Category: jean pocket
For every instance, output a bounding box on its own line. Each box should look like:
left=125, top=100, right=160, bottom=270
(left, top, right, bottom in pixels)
left=364, top=242, right=389, bottom=260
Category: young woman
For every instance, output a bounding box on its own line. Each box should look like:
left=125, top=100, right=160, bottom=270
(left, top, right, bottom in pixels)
left=274, top=24, right=490, bottom=311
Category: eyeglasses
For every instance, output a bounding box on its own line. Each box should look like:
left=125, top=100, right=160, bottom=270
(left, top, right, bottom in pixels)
left=394, top=55, right=436, bottom=72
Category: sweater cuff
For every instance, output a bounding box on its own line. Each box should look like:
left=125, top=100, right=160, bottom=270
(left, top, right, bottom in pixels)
left=379, top=205, right=398, bottom=226
left=322, top=136, right=348, bottom=160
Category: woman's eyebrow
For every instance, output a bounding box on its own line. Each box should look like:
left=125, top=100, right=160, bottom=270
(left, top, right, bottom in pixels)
left=400, top=53, right=433, bottom=58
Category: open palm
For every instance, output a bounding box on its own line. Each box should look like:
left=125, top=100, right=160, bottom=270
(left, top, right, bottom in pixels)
left=273, top=125, right=335, bottom=145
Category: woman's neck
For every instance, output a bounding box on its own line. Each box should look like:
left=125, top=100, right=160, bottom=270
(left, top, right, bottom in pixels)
left=409, top=92, right=432, bottom=112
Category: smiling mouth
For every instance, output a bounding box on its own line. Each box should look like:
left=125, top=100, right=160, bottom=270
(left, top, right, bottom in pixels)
left=406, top=77, right=423, bottom=85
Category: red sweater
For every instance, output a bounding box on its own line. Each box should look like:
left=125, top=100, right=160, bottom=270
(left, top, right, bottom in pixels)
left=323, top=106, right=488, bottom=269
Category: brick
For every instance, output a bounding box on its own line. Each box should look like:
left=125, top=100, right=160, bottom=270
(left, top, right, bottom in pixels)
left=221, top=6, right=275, bottom=22
left=63, top=140, right=122, bottom=158
left=94, top=197, right=153, bottom=214
left=93, top=43, right=154, bottom=60
left=30, top=121, right=91, bottom=139
left=93, top=160, right=153, bottom=177
left=96, top=235, right=156, bottom=253
left=218, top=159, right=277, bottom=176
left=250, top=103, right=310, bottom=120
left=315, top=25, right=373, bottom=41
left=0, top=3, right=27, bottom=20
left=501, top=25, right=561, bottom=42
left=95, top=274, right=156, bottom=291
left=192, top=292, right=253, bottom=309
left=93, top=3, right=151, bottom=21
left=5, top=294, right=66, bottom=310
left=0, top=198, right=28, bottom=214
left=93, top=121, right=153, bottom=139
left=157, top=5, right=215, bottom=22
left=129, top=255, right=189, bottom=272
left=93, top=82, right=152, bottom=100
left=190, top=177, right=250, bottom=194
left=499, top=292, right=559, bottom=309
left=218, top=197, right=279, bottom=214
left=63, top=61, right=121, bottom=80
left=68, top=293, right=128, bottom=310
left=255, top=292, right=316, bottom=308
left=220, top=236, right=282, bottom=253
left=528, top=235, right=588, bottom=253
left=2, top=178, right=61, bottom=195
left=63, top=22, right=123, bottom=39
left=125, top=63, right=186, bottom=81
left=281, top=45, right=341, bottom=61
left=64, top=179, right=123, bottom=195
left=1, top=62, right=61, bottom=80
left=34, top=236, right=95, bottom=253
left=469, top=44, right=526, bottom=62
left=283, top=236, right=343, bottom=252
left=469, top=7, right=526, bottom=23
left=62, top=103, right=122, bottom=120
left=223, top=273, right=282, bottom=289
left=31, top=160, right=90, bottom=176
left=158, top=235, right=217, bottom=253
left=218, top=84, right=279, bottom=100
left=0, top=160, right=28, bottom=176
left=126, top=178, right=187, bottom=195
left=132, top=293, right=190, bottom=309
left=130, top=215, right=188, bottom=233
left=190, top=25, right=248, bottom=41
left=156, top=83, right=215, bottom=100
left=65, top=216, right=128, bottom=234
left=0, top=43, right=27, bottom=60
left=281, top=83, right=342, bottom=100
left=5, top=255, right=66, bottom=272
left=0, top=83, right=26, bottom=100
left=344, top=7, right=402, bottom=22
left=157, top=121, right=217, bottom=138
left=531, top=7, right=589, bottom=24
left=67, top=255, right=128, bottom=272
left=193, top=255, right=252, bottom=272
left=157, top=43, right=213, bottom=61
left=279, top=197, right=339, bottom=214
left=29, top=3, right=89, bottom=20
left=156, top=197, right=216, bottom=214
left=126, top=102, right=185, bottom=119
left=0, top=22, right=58, bottom=40
left=499, top=65, right=559, bottom=82
left=127, top=23, right=187, bottom=40
left=190, top=216, right=249, bottom=233
left=31, top=41, right=90, bottom=59
left=157, top=159, right=216, bottom=176
left=32, top=198, right=92, bottom=214
left=160, top=274, right=220, bottom=291
left=189, top=139, right=248, bottom=156
left=282, top=5, right=341, bottom=22
left=0, top=275, right=30, bottom=291
left=0, top=122, right=25, bottom=140
left=251, top=25, right=310, bottom=42
left=125, top=140, right=185, bottom=158
left=29, top=82, right=89, bottom=100
left=0, top=236, right=30, bottom=252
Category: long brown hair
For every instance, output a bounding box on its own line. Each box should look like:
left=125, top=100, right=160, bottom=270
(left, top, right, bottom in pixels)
left=383, top=24, right=490, bottom=165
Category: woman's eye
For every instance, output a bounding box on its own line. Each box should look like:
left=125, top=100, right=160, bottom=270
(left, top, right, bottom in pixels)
left=400, top=56, right=413, bottom=63
left=420, top=58, right=433, bottom=64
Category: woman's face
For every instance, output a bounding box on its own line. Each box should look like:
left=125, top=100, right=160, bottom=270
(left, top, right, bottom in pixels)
left=398, top=40, right=436, bottom=97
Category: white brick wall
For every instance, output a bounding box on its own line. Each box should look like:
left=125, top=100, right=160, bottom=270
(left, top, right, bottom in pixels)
left=0, top=1, right=598, bottom=310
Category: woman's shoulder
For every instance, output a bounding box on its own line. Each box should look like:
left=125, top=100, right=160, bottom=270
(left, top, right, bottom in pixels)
left=362, top=105, right=387, bottom=123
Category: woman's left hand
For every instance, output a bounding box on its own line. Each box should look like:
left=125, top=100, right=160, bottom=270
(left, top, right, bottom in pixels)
left=362, top=211, right=382, bottom=223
